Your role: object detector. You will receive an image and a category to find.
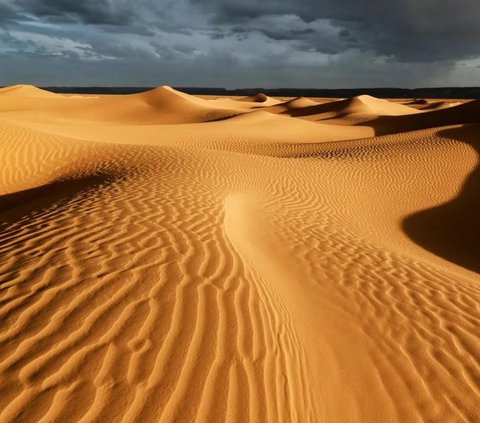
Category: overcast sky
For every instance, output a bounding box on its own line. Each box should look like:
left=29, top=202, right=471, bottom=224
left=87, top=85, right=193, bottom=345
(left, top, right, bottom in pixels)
left=1, top=0, right=480, bottom=88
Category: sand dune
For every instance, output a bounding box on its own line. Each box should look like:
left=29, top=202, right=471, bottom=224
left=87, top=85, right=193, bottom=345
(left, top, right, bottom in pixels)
left=0, top=85, right=246, bottom=125
left=402, top=98, right=465, bottom=110
left=282, top=96, right=320, bottom=108
left=239, top=92, right=282, bottom=106
left=0, top=84, right=58, bottom=98
left=337, top=94, right=419, bottom=115
left=419, top=100, right=461, bottom=110
left=0, top=86, right=479, bottom=422
left=368, top=98, right=480, bottom=135
left=406, top=98, right=430, bottom=105
left=265, top=94, right=420, bottom=124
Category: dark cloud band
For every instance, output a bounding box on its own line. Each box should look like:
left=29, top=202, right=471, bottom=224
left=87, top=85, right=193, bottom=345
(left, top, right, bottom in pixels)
left=1, top=0, right=479, bottom=86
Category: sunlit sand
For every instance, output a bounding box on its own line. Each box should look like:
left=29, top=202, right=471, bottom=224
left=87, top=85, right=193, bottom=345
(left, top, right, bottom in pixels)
left=1, top=85, right=479, bottom=422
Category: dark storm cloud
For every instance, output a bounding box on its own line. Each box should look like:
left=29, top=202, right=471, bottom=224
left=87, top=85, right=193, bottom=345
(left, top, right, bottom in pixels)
left=14, top=0, right=135, bottom=25
left=231, top=25, right=315, bottom=42
left=192, top=0, right=480, bottom=62
left=1, top=0, right=480, bottom=87
left=8, top=0, right=480, bottom=62
left=0, top=2, right=23, bottom=22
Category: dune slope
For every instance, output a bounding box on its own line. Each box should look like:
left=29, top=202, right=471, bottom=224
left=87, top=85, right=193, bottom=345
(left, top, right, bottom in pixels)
left=0, top=86, right=479, bottom=423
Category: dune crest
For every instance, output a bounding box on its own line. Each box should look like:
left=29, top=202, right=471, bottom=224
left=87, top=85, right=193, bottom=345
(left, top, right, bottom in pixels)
left=0, top=86, right=479, bottom=422
left=340, top=94, right=419, bottom=115
left=282, top=96, right=320, bottom=108
left=238, top=92, right=281, bottom=106
left=0, top=84, right=55, bottom=97
left=241, top=92, right=269, bottom=102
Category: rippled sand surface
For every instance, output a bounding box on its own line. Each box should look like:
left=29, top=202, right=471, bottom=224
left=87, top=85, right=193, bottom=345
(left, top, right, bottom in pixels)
left=1, top=85, right=479, bottom=422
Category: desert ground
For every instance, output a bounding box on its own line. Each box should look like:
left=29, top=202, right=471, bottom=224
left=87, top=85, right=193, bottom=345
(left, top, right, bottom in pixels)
left=0, top=85, right=479, bottom=422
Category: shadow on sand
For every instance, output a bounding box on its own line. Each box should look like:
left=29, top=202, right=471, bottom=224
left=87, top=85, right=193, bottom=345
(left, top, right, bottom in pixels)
left=0, top=174, right=111, bottom=227
left=402, top=124, right=480, bottom=273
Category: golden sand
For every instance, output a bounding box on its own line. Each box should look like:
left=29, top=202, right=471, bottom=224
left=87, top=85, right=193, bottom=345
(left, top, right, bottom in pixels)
left=0, top=85, right=479, bottom=422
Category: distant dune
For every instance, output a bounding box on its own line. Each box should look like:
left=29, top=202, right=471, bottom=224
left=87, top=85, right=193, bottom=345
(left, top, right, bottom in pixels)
left=0, top=85, right=479, bottom=422
left=22, top=85, right=480, bottom=99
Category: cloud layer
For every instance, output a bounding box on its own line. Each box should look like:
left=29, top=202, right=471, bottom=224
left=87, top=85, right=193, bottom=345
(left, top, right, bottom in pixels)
left=1, top=0, right=479, bottom=87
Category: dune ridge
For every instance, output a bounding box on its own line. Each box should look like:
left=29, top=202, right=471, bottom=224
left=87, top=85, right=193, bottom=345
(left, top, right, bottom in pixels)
left=0, top=85, right=479, bottom=422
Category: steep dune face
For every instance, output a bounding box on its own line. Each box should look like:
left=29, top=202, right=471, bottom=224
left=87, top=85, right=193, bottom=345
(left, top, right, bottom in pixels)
left=1, top=87, right=479, bottom=422
left=370, top=99, right=480, bottom=135
left=241, top=92, right=270, bottom=103
left=403, top=124, right=480, bottom=273
left=0, top=119, right=102, bottom=194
